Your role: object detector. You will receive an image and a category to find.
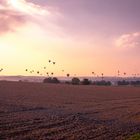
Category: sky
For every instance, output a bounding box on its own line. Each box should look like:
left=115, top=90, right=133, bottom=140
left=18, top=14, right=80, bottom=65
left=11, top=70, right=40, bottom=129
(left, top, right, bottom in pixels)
left=0, top=0, right=140, bottom=77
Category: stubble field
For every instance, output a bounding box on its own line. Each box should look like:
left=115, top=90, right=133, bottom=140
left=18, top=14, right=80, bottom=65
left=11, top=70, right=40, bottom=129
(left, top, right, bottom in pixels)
left=0, top=81, right=140, bottom=140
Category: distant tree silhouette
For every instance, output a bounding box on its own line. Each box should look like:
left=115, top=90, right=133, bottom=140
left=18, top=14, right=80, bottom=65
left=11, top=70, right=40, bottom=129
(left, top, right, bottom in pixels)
left=43, top=77, right=52, bottom=83
left=52, top=77, right=60, bottom=83
left=117, top=80, right=129, bottom=86
left=130, top=81, right=140, bottom=86
left=93, top=81, right=111, bottom=86
left=81, top=78, right=91, bottom=85
left=71, top=77, right=80, bottom=85
left=43, top=77, right=60, bottom=84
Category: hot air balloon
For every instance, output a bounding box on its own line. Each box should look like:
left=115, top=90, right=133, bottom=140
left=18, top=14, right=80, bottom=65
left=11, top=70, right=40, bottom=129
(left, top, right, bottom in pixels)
left=118, top=70, right=120, bottom=76
left=92, top=72, right=94, bottom=75
left=101, top=73, right=104, bottom=80
left=67, top=74, right=70, bottom=77
left=124, top=72, right=126, bottom=76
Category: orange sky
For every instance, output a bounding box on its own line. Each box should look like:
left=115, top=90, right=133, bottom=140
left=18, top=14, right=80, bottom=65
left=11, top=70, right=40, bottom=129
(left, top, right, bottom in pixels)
left=0, top=0, right=140, bottom=77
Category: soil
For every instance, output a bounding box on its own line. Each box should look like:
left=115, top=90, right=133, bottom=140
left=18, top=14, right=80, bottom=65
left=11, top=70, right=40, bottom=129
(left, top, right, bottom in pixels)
left=0, top=81, right=140, bottom=140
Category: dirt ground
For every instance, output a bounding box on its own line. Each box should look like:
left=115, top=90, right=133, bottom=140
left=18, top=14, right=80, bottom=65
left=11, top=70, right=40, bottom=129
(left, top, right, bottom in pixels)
left=0, top=81, right=140, bottom=140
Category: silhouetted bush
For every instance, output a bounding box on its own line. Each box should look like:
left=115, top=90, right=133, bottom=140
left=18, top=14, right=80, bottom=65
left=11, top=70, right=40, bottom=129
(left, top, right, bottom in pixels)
left=81, top=78, right=91, bottom=85
left=93, top=80, right=112, bottom=86
left=130, top=81, right=140, bottom=86
left=65, top=81, right=71, bottom=84
left=117, top=80, right=130, bottom=86
left=43, top=77, right=60, bottom=84
left=52, top=77, right=60, bottom=83
left=43, top=77, right=51, bottom=83
left=71, top=77, right=80, bottom=85
left=117, top=80, right=140, bottom=86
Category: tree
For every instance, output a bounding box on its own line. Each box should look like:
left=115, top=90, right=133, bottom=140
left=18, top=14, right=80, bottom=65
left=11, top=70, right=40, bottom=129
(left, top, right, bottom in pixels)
left=81, top=78, right=91, bottom=85
left=71, top=77, right=80, bottom=85
left=93, top=81, right=111, bottom=86
left=43, top=77, right=52, bottom=83
left=43, top=77, right=60, bottom=84
left=117, top=80, right=129, bottom=86
left=52, top=77, right=60, bottom=83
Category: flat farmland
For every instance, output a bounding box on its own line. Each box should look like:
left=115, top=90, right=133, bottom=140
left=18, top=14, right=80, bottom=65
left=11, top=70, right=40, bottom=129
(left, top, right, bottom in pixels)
left=0, top=81, right=140, bottom=140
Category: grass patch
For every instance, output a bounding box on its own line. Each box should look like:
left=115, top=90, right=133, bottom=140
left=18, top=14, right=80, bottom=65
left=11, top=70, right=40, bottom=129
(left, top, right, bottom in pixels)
left=127, top=133, right=140, bottom=140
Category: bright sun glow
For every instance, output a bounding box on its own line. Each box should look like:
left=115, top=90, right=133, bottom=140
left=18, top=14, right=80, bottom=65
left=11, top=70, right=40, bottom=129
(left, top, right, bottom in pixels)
left=9, top=0, right=50, bottom=16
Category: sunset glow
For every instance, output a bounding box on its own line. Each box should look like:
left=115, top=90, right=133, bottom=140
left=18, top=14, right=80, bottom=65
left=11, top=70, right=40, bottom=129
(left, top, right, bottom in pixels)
left=0, top=0, right=140, bottom=76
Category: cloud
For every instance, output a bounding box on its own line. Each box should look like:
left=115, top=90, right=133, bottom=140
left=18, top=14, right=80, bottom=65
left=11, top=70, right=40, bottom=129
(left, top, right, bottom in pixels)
left=32, top=0, right=140, bottom=39
left=116, top=32, right=140, bottom=49
left=0, top=0, right=50, bottom=34
left=0, top=9, right=26, bottom=33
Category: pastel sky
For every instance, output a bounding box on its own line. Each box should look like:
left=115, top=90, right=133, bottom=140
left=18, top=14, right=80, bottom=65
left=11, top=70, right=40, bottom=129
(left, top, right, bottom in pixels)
left=0, top=0, right=140, bottom=76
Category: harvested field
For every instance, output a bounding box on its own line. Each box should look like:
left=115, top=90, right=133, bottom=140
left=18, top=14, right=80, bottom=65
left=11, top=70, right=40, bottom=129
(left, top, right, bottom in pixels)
left=0, top=81, right=140, bottom=140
